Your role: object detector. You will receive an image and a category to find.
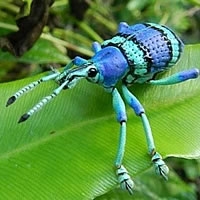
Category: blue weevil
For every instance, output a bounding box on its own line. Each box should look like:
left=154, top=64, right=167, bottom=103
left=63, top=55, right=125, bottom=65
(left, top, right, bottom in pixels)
left=6, top=22, right=199, bottom=194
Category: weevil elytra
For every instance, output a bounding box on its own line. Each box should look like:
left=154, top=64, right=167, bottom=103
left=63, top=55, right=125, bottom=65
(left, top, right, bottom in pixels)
left=6, top=22, right=199, bottom=194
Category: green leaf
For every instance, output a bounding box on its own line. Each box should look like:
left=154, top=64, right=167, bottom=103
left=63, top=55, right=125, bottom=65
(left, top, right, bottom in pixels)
left=97, top=167, right=197, bottom=200
left=0, top=44, right=200, bottom=199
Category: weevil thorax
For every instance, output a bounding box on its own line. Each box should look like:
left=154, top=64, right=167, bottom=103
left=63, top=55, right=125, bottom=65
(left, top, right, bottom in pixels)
left=89, top=46, right=129, bottom=90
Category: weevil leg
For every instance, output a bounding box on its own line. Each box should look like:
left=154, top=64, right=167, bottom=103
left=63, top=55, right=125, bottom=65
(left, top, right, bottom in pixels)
left=118, top=22, right=129, bottom=33
left=149, top=68, right=199, bottom=85
left=92, top=42, right=102, bottom=53
left=112, top=88, right=134, bottom=194
left=63, top=60, right=75, bottom=71
left=64, top=57, right=88, bottom=71
left=6, top=71, right=60, bottom=107
left=122, top=85, right=169, bottom=180
left=73, top=56, right=88, bottom=66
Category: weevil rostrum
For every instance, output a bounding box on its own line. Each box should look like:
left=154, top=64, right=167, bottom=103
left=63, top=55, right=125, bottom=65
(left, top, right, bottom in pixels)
left=6, top=22, right=199, bottom=194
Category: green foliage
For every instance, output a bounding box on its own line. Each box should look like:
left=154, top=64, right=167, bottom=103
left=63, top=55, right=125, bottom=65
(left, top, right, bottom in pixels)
left=0, top=0, right=200, bottom=199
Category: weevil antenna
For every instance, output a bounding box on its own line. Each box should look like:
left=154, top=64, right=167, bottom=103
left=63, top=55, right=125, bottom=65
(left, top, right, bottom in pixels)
left=17, top=66, right=90, bottom=123
left=18, top=80, right=68, bottom=123
left=6, top=72, right=60, bottom=107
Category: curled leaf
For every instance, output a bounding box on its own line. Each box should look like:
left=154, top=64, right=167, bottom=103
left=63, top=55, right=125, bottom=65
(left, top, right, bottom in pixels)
left=0, top=0, right=54, bottom=56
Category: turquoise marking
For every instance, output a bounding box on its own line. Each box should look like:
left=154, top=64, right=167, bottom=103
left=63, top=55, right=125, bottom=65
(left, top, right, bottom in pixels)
left=102, top=35, right=126, bottom=46
left=121, top=40, right=147, bottom=69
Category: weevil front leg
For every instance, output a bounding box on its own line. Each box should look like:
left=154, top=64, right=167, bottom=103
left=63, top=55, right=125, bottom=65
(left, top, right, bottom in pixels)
left=92, top=42, right=102, bottom=53
left=122, top=85, right=169, bottom=180
left=112, top=88, right=134, bottom=194
left=64, top=42, right=101, bottom=71
left=68, top=42, right=102, bottom=69
left=63, top=57, right=88, bottom=71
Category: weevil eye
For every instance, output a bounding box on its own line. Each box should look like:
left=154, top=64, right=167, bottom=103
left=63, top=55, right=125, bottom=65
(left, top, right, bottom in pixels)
left=88, top=68, right=98, bottom=78
left=86, top=67, right=100, bottom=83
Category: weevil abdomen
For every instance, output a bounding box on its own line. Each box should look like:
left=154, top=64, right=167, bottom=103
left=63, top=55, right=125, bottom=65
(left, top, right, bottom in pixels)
left=102, top=22, right=184, bottom=84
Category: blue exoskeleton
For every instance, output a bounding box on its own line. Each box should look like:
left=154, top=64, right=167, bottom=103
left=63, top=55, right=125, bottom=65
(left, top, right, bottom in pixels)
left=6, top=22, right=199, bottom=194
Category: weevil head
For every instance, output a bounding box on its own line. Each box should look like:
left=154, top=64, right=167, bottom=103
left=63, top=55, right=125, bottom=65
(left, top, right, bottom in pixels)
left=89, top=46, right=129, bottom=89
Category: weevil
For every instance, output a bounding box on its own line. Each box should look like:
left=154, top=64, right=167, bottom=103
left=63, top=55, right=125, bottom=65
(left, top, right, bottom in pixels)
left=6, top=22, right=199, bottom=194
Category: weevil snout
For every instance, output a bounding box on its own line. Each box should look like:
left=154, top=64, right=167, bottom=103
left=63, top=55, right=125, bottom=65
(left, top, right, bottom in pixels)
left=56, top=64, right=100, bottom=89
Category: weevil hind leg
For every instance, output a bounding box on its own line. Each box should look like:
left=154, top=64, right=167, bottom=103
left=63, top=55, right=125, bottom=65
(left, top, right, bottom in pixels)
left=149, top=68, right=199, bottom=85
left=122, top=85, right=169, bottom=180
left=112, top=88, right=134, bottom=194
left=141, top=113, right=169, bottom=180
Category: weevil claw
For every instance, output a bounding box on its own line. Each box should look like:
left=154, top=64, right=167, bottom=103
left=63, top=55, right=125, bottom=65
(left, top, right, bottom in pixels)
left=116, top=165, right=134, bottom=194
left=152, top=152, right=169, bottom=180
